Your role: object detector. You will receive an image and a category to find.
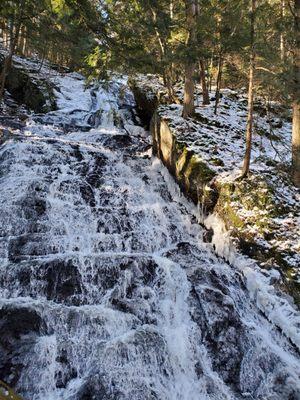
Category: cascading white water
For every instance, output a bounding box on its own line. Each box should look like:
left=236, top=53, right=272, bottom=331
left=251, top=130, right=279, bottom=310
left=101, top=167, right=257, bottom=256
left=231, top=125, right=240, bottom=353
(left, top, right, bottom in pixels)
left=0, top=71, right=299, bottom=400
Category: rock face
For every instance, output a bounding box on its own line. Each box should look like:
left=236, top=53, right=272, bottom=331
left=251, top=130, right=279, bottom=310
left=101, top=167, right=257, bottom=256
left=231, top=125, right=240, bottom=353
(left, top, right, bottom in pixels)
left=0, top=305, right=46, bottom=387
left=0, top=52, right=56, bottom=113
left=151, top=112, right=217, bottom=210
left=129, top=77, right=164, bottom=127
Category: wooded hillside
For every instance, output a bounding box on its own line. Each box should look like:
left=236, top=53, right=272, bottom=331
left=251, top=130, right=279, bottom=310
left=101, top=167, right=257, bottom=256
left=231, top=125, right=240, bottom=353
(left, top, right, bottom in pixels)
left=0, top=0, right=299, bottom=186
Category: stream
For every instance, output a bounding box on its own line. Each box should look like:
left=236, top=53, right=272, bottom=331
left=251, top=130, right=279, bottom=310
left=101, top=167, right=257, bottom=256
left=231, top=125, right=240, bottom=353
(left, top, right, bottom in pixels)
left=0, top=71, right=299, bottom=400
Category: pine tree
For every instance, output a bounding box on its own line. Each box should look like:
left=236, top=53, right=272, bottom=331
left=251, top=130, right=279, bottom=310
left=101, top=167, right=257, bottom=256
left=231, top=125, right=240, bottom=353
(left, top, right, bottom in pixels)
left=0, top=0, right=25, bottom=100
left=182, top=0, right=199, bottom=118
left=292, top=0, right=300, bottom=187
left=241, top=0, right=256, bottom=178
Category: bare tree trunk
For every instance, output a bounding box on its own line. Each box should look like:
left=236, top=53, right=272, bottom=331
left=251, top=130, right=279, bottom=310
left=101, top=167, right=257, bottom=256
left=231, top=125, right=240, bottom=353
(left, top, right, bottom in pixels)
left=292, top=0, right=300, bottom=187
left=182, top=0, right=199, bottom=118
left=214, top=53, right=223, bottom=114
left=199, top=59, right=210, bottom=105
left=183, top=62, right=196, bottom=117
left=241, top=0, right=256, bottom=178
left=150, top=5, right=177, bottom=103
left=18, top=25, right=26, bottom=55
left=23, top=28, right=27, bottom=56
left=163, top=71, right=172, bottom=102
left=38, top=50, right=46, bottom=73
left=169, top=0, right=176, bottom=97
left=280, top=0, right=286, bottom=61
left=170, top=0, right=174, bottom=19
left=208, top=55, right=213, bottom=91
left=0, top=30, right=20, bottom=100
left=3, top=27, right=9, bottom=49
left=164, top=69, right=180, bottom=104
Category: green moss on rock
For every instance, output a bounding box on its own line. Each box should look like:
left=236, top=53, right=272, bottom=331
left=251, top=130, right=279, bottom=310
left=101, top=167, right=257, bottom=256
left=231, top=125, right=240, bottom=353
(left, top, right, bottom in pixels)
left=0, top=381, right=23, bottom=400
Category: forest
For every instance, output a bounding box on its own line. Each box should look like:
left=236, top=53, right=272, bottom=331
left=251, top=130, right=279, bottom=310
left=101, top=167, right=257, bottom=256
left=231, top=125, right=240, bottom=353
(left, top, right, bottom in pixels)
left=0, top=1, right=299, bottom=400
left=0, top=0, right=299, bottom=184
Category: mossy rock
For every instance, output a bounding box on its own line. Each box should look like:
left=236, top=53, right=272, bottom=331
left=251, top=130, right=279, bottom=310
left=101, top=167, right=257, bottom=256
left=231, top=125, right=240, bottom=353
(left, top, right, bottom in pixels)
left=177, top=151, right=216, bottom=205
left=214, top=177, right=286, bottom=240
left=0, top=381, right=23, bottom=400
left=210, top=157, right=225, bottom=167
left=221, top=177, right=282, bottom=218
left=239, top=238, right=300, bottom=305
left=185, top=154, right=215, bottom=186
left=215, top=183, right=245, bottom=231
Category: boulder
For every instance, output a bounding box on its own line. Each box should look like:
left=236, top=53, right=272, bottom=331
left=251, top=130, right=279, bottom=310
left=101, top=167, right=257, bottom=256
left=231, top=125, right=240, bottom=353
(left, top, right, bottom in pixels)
left=0, top=305, right=46, bottom=386
left=0, top=53, right=56, bottom=113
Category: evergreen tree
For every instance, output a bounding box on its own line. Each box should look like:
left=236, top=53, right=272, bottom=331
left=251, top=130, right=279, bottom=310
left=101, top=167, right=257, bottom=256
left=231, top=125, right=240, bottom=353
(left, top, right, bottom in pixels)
left=0, top=0, right=28, bottom=100
left=182, top=0, right=199, bottom=118
left=0, top=0, right=298, bottom=182
left=241, top=0, right=256, bottom=178
left=292, top=0, right=300, bottom=187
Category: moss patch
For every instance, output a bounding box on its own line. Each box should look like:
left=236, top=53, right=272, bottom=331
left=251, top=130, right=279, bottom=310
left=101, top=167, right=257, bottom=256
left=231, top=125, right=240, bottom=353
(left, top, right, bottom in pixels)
left=0, top=381, right=23, bottom=400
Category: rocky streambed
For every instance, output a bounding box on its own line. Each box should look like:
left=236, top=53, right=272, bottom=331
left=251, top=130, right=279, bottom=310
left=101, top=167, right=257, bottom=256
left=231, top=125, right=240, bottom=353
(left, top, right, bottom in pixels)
left=0, top=64, right=299, bottom=400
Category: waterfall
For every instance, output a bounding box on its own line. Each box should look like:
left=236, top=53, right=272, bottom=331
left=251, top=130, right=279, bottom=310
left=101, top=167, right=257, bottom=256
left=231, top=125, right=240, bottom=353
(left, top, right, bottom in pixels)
left=0, top=71, right=299, bottom=400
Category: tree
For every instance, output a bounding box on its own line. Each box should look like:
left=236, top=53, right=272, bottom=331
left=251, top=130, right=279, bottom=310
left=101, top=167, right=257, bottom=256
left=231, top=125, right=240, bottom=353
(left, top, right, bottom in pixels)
left=0, top=0, right=25, bottom=101
left=0, top=0, right=100, bottom=79
left=292, top=0, right=300, bottom=187
left=280, top=0, right=286, bottom=61
left=199, top=59, right=210, bottom=105
left=182, top=0, right=199, bottom=118
left=241, top=0, right=256, bottom=178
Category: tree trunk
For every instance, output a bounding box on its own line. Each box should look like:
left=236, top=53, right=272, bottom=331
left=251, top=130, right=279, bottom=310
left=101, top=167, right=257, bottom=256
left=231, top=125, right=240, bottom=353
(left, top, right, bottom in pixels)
left=18, top=25, right=26, bottom=55
left=38, top=50, right=46, bottom=73
left=292, top=0, right=300, bottom=187
left=182, top=0, right=198, bottom=118
left=183, top=62, right=196, bottom=118
left=0, top=30, right=20, bottom=100
left=199, top=59, right=210, bottom=105
left=280, top=0, right=286, bottom=61
left=241, top=0, right=256, bottom=178
left=164, top=69, right=180, bottom=104
left=170, top=0, right=174, bottom=19
left=0, top=2, right=23, bottom=101
left=208, top=56, right=213, bottom=91
left=214, top=53, right=223, bottom=114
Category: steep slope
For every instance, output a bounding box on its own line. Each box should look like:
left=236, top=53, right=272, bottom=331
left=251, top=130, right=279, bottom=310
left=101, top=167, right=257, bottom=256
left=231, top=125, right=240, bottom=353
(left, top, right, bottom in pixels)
left=0, top=69, right=299, bottom=400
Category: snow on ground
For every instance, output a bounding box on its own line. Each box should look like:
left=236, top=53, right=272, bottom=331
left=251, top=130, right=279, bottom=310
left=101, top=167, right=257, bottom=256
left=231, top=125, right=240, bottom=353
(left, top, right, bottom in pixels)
left=0, top=66, right=300, bottom=400
left=132, top=74, right=300, bottom=300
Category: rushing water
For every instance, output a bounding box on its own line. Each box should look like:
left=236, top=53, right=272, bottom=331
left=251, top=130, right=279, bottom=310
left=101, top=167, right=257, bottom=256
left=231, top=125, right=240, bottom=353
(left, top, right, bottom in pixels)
left=0, top=72, right=299, bottom=400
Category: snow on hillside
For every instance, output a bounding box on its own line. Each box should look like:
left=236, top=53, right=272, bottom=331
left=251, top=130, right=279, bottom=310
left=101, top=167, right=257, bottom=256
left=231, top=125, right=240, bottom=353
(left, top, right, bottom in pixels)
left=132, top=74, right=300, bottom=302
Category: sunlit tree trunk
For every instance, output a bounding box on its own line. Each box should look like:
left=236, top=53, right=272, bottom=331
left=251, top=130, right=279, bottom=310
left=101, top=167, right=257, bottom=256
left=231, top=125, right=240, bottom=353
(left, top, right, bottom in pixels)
left=241, top=0, right=256, bottom=178
left=208, top=55, right=213, bottom=91
left=292, top=0, right=300, bottom=187
left=182, top=0, right=199, bottom=118
left=280, top=0, right=286, bottom=61
left=214, top=53, right=223, bottom=114
left=183, top=63, right=196, bottom=117
left=150, top=5, right=176, bottom=103
left=199, top=59, right=210, bottom=105
left=3, top=27, right=9, bottom=49
left=18, top=25, right=26, bottom=55
left=170, top=0, right=174, bottom=19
